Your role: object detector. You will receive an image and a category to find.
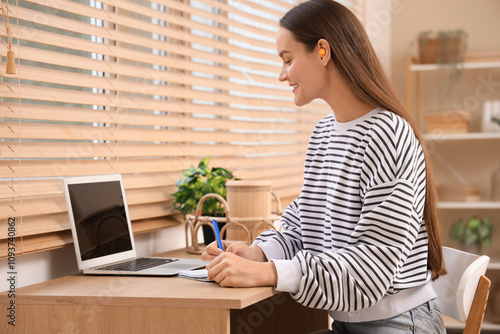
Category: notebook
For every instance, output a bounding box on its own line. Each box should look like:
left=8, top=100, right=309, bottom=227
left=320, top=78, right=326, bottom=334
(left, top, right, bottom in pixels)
left=63, top=174, right=208, bottom=276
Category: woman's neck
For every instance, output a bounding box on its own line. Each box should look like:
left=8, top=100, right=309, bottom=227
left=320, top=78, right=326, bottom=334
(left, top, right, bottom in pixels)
left=321, top=66, right=374, bottom=123
left=331, top=97, right=373, bottom=123
left=325, top=89, right=374, bottom=123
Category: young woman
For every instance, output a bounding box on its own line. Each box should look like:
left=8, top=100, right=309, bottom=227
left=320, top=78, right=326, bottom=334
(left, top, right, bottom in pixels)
left=202, top=0, right=447, bottom=332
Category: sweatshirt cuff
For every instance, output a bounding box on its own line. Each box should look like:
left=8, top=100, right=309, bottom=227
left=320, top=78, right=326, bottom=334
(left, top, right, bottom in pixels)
left=271, top=258, right=301, bottom=293
left=253, top=240, right=285, bottom=261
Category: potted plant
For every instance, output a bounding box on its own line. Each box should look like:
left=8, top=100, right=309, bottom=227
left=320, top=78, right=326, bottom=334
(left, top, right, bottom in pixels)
left=418, top=30, right=467, bottom=65
left=418, top=30, right=468, bottom=110
left=450, top=217, right=494, bottom=254
left=172, top=156, right=238, bottom=245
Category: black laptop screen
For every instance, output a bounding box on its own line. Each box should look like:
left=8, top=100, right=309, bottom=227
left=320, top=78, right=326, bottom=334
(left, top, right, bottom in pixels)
left=68, top=181, right=133, bottom=261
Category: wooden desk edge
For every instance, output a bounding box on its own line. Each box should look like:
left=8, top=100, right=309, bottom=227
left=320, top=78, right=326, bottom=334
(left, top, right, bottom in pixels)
left=0, top=286, right=279, bottom=310
left=0, top=247, right=279, bottom=310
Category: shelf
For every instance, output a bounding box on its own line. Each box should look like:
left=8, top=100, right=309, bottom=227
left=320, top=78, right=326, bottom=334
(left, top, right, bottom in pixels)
left=423, top=132, right=500, bottom=141
left=443, top=315, right=500, bottom=330
left=437, top=201, right=500, bottom=209
left=483, top=322, right=500, bottom=331
left=409, top=58, right=500, bottom=72
left=488, top=261, right=500, bottom=270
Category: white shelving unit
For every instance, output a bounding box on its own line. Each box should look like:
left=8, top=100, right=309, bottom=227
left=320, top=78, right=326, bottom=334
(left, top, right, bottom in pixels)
left=407, top=56, right=500, bottom=331
left=443, top=315, right=500, bottom=331
left=409, top=58, right=500, bottom=72
left=424, top=132, right=500, bottom=141
left=437, top=202, right=500, bottom=210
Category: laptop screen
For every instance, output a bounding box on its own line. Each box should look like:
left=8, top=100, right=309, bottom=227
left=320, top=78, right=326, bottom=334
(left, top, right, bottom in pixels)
left=67, top=180, right=133, bottom=261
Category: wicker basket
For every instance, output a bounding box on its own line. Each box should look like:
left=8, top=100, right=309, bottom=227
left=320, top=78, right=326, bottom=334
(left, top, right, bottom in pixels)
left=184, top=183, right=282, bottom=254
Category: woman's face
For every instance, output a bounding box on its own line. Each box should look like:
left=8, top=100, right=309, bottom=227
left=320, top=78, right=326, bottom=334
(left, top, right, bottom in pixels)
left=276, top=28, right=326, bottom=107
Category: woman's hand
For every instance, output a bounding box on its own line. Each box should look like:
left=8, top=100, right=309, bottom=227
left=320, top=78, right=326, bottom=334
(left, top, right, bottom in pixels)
left=201, top=241, right=268, bottom=262
left=225, top=242, right=268, bottom=262
left=201, top=240, right=233, bottom=262
left=206, top=252, right=277, bottom=287
left=202, top=241, right=275, bottom=287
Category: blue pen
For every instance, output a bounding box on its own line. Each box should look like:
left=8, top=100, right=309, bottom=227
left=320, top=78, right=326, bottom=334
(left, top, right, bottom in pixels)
left=211, top=219, right=224, bottom=251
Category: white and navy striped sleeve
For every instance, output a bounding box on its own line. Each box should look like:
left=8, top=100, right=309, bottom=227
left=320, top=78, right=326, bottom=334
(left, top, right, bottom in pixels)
left=253, top=198, right=304, bottom=260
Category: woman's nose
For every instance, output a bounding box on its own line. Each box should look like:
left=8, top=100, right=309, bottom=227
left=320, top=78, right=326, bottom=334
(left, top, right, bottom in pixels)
left=279, top=68, right=287, bottom=82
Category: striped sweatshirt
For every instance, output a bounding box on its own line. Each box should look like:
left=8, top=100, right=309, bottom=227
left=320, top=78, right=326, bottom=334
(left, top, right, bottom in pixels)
left=254, top=108, right=436, bottom=321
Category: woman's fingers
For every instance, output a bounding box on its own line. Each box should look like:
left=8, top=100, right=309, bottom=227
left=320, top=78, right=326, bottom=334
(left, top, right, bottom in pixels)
left=225, top=241, right=248, bottom=255
left=221, top=239, right=234, bottom=250
left=200, top=241, right=224, bottom=261
left=206, top=253, right=224, bottom=281
left=201, top=239, right=244, bottom=261
left=225, top=242, right=267, bottom=262
left=206, top=253, right=277, bottom=287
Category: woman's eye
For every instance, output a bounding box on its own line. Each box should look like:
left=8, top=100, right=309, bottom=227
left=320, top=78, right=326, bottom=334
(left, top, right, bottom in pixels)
left=284, top=59, right=291, bottom=65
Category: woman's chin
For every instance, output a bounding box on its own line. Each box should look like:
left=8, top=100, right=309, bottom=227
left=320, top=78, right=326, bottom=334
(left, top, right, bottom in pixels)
left=293, top=96, right=313, bottom=107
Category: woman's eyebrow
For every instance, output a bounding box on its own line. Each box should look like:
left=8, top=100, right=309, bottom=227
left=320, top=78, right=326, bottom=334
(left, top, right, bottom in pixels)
left=278, top=50, right=291, bottom=58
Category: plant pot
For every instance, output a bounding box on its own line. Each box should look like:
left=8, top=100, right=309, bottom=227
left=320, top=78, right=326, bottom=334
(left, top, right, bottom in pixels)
left=418, top=32, right=466, bottom=64
left=202, top=221, right=226, bottom=245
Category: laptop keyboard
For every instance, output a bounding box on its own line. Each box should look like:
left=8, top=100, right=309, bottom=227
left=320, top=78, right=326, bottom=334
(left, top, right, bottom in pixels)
left=96, top=257, right=178, bottom=272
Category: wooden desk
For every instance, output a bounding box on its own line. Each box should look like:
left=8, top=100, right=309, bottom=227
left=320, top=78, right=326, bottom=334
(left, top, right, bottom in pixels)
left=0, top=249, right=328, bottom=333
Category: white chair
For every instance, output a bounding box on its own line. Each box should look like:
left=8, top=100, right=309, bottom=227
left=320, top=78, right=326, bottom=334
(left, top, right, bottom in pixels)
left=432, top=246, right=491, bottom=334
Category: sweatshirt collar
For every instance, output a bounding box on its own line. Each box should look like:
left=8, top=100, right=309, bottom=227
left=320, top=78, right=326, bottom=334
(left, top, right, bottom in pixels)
left=333, top=107, right=383, bottom=132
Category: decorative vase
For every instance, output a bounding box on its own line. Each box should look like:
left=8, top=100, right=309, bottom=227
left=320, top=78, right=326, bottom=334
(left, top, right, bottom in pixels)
left=225, top=180, right=272, bottom=242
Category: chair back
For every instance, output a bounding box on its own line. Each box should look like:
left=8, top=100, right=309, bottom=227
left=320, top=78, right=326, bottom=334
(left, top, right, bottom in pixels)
left=431, top=246, right=490, bottom=322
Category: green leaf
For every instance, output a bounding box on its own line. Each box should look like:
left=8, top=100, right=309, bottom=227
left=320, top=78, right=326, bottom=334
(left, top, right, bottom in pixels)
left=172, top=192, right=186, bottom=203
left=184, top=176, right=195, bottom=184
left=481, top=238, right=491, bottom=249
left=450, top=220, right=466, bottom=243
left=467, top=218, right=481, bottom=232
left=185, top=166, right=198, bottom=176
left=450, top=217, right=494, bottom=249
left=478, top=224, right=490, bottom=239
left=171, top=156, right=237, bottom=217
left=212, top=167, right=233, bottom=178
left=199, top=156, right=210, bottom=169
left=463, top=228, right=478, bottom=245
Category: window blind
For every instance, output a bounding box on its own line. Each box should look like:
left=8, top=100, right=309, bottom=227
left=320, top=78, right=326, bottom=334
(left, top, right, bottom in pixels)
left=0, top=0, right=362, bottom=258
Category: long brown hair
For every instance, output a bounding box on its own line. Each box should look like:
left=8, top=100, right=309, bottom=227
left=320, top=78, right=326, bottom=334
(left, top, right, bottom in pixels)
left=280, top=0, right=446, bottom=280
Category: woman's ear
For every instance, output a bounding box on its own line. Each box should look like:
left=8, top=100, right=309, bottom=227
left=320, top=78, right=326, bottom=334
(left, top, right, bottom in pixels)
left=317, top=38, right=331, bottom=65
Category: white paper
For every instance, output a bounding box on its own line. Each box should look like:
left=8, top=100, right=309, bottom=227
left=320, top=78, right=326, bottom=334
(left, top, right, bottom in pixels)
left=178, top=269, right=212, bottom=282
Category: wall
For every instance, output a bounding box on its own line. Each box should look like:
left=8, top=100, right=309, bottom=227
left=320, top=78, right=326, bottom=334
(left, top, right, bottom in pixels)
left=365, top=0, right=392, bottom=76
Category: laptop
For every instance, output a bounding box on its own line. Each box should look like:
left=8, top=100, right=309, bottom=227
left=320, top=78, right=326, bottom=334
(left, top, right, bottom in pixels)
left=63, top=174, right=208, bottom=276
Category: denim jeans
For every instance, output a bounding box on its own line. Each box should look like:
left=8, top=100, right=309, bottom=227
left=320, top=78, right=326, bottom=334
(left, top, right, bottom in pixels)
left=315, top=299, right=446, bottom=334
